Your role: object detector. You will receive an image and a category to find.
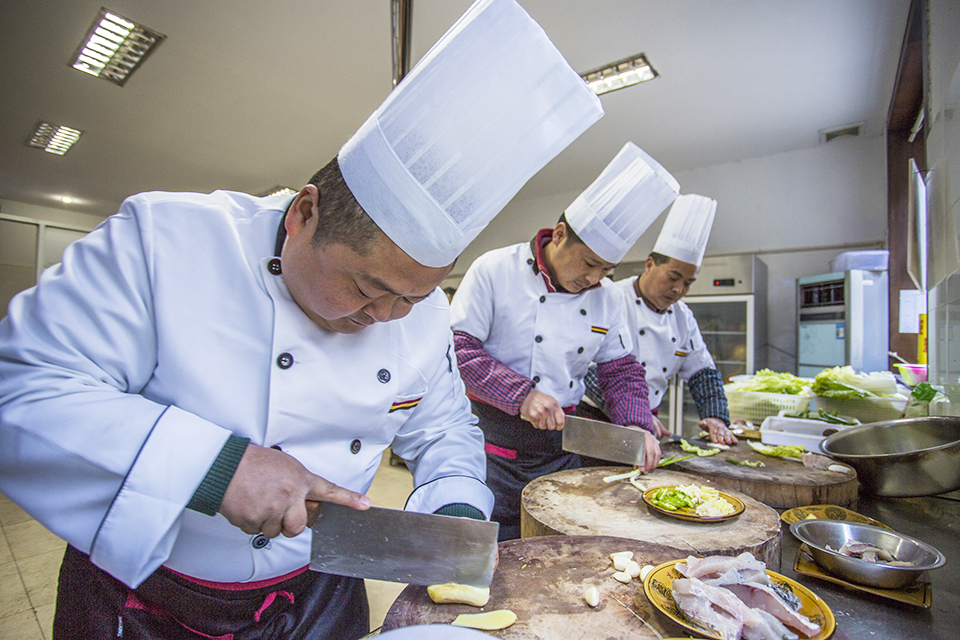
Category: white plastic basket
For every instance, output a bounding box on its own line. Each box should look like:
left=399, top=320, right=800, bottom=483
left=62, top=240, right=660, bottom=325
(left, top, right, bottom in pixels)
left=725, top=391, right=813, bottom=424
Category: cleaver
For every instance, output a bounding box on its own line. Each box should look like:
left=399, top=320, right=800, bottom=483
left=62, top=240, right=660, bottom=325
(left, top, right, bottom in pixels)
left=562, top=414, right=646, bottom=466
left=310, top=503, right=498, bottom=587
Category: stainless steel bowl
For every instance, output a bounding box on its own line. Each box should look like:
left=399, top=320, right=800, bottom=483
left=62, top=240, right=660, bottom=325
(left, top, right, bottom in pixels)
left=819, top=416, right=960, bottom=496
left=790, top=519, right=945, bottom=589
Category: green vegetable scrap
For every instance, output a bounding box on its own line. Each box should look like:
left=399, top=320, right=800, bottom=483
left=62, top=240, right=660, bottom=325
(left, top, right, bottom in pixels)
left=748, top=440, right=806, bottom=460
left=911, top=382, right=938, bottom=403
left=816, top=408, right=859, bottom=425
left=658, top=454, right=695, bottom=468
left=679, top=439, right=720, bottom=457
left=726, top=457, right=765, bottom=467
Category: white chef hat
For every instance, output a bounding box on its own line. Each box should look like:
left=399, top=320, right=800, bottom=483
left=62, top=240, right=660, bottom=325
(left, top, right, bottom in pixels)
left=338, top=0, right=604, bottom=267
left=563, top=142, right=680, bottom=264
left=652, top=194, right=718, bottom=266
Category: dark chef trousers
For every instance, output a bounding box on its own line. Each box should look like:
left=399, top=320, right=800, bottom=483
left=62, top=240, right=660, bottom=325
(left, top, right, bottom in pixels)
left=53, top=545, right=369, bottom=640
left=472, top=400, right=582, bottom=542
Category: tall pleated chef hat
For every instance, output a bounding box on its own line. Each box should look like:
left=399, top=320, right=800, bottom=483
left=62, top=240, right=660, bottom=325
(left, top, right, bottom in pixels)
left=652, top=193, right=718, bottom=266
left=338, top=0, right=604, bottom=267
left=564, top=142, right=680, bottom=264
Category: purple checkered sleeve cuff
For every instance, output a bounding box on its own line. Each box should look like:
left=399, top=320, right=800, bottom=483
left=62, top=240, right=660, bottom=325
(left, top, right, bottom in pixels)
left=596, top=356, right=656, bottom=434
left=688, top=367, right=731, bottom=424
left=452, top=330, right=534, bottom=415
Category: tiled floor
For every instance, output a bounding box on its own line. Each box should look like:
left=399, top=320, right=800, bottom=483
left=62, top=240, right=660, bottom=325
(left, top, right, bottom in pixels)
left=0, top=450, right=413, bottom=639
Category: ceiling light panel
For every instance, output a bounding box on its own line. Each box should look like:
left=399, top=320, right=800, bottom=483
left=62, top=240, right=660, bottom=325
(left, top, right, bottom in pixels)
left=26, top=122, right=83, bottom=155
left=70, top=8, right=166, bottom=86
left=580, top=53, right=658, bottom=96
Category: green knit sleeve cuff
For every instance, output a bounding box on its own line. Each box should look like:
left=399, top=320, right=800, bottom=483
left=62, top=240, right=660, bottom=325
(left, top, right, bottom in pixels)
left=186, top=435, right=251, bottom=516
left=433, top=503, right=486, bottom=521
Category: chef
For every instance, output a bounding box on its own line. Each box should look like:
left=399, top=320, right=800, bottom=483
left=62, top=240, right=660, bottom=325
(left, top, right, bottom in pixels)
left=0, top=1, right=603, bottom=638
left=585, top=194, right=742, bottom=445
left=451, top=142, right=679, bottom=540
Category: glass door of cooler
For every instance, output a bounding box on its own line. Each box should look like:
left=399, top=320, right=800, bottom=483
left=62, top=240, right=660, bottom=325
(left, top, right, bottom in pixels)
left=668, top=294, right=756, bottom=438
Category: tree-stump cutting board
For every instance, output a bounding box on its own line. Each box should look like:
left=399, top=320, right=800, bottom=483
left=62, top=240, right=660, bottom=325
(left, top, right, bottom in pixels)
left=520, top=467, right=782, bottom=569
left=662, top=440, right=858, bottom=509
left=382, top=535, right=693, bottom=639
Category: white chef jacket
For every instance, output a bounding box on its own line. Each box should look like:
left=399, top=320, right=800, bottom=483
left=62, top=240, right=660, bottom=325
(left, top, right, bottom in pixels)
left=0, top=190, right=492, bottom=588
left=615, top=276, right=716, bottom=409
left=451, top=242, right=633, bottom=408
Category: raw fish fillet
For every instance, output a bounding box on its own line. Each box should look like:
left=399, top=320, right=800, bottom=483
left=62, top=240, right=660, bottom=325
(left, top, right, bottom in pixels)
left=677, top=552, right=767, bottom=579
left=674, top=577, right=764, bottom=627
left=742, top=609, right=800, bottom=640
left=673, top=580, right=743, bottom=640
left=704, top=567, right=801, bottom=611
left=726, top=583, right=820, bottom=638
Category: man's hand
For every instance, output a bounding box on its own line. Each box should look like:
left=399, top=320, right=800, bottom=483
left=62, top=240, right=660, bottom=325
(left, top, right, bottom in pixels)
left=519, top=389, right=566, bottom=430
left=628, top=428, right=661, bottom=473
left=651, top=415, right=670, bottom=438
left=219, top=444, right=372, bottom=539
left=700, top=417, right=738, bottom=445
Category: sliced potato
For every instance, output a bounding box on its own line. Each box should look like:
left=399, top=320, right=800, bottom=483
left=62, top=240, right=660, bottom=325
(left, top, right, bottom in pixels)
left=451, top=610, right=517, bottom=630
left=426, top=583, right=490, bottom=607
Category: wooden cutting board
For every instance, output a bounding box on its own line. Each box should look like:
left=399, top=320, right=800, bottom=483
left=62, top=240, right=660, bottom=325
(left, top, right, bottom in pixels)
left=382, top=535, right=693, bottom=639
left=662, top=440, right=858, bottom=509
left=520, top=467, right=782, bottom=570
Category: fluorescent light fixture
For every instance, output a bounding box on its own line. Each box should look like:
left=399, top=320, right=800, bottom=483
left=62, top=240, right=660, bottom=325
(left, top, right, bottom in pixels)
left=70, top=8, right=165, bottom=86
left=26, top=122, right=83, bottom=155
left=580, top=53, right=658, bottom=96
left=256, top=186, right=298, bottom=198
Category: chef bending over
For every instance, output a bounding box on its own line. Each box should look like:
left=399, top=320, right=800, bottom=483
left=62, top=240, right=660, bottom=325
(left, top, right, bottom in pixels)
left=451, top=143, right=680, bottom=541
left=0, top=1, right=604, bottom=637
left=584, top=194, right=743, bottom=445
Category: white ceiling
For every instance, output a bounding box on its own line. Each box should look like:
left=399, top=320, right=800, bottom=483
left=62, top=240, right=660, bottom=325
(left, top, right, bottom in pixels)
left=0, top=0, right=911, bottom=218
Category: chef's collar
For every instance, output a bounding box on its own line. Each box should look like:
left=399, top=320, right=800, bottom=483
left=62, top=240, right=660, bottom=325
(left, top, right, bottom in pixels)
left=529, top=228, right=602, bottom=294
left=273, top=197, right=296, bottom=257
left=633, top=275, right=669, bottom=314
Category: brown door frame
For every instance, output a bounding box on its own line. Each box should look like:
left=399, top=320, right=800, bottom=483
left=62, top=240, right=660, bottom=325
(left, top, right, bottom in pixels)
left=886, top=0, right=928, bottom=366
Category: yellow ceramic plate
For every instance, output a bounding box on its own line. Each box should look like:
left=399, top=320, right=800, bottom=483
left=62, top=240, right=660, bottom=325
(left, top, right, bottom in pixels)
left=794, top=543, right=931, bottom=608
left=642, top=486, right=745, bottom=523
left=644, top=560, right=836, bottom=640
left=780, top=504, right=892, bottom=530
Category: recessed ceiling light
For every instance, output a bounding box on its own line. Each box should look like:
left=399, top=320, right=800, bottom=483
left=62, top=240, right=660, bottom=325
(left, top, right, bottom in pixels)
left=256, top=186, right=298, bottom=198
left=61, top=197, right=74, bottom=204
left=70, top=8, right=165, bottom=86
left=26, top=122, right=83, bottom=155
left=580, top=53, right=658, bottom=96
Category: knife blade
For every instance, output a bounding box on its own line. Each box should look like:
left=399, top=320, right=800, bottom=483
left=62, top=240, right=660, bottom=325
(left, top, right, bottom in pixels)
left=561, top=414, right=646, bottom=466
left=310, top=503, right=498, bottom=587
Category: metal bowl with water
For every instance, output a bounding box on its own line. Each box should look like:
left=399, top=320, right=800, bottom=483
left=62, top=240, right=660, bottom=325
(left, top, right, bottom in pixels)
left=819, top=416, right=960, bottom=496
left=790, top=519, right=945, bottom=589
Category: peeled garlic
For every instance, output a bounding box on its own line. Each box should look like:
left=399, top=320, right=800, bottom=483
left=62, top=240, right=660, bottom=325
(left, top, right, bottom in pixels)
left=612, top=570, right=632, bottom=584
left=583, top=585, right=600, bottom=607
left=625, top=560, right=641, bottom=578
left=639, top=565, right=654, bottom=582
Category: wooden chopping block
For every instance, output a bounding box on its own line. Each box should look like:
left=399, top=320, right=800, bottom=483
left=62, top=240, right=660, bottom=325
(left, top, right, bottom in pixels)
left=520, top=467, right=782, bottom=570
left=382, top=535, right=693, bottom=639
left=664, top=440, right=858, bottom=509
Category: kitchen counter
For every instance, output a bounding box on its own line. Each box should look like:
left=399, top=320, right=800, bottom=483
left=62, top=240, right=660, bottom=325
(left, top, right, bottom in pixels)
left=777, top=493, right=960, bottom=640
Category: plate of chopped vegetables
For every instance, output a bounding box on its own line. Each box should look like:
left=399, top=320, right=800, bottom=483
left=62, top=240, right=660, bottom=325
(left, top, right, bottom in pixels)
left=641, top=484, right=745, bottom=522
